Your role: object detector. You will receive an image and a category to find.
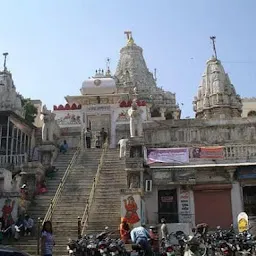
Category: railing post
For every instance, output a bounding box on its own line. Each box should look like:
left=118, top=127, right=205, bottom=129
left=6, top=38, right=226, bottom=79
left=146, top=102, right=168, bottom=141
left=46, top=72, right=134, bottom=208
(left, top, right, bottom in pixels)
left=50, top=199, right=53, bottom=222
left=78, top=216, right=82, bottom=239
left=37, top=217, right=41, bottom=255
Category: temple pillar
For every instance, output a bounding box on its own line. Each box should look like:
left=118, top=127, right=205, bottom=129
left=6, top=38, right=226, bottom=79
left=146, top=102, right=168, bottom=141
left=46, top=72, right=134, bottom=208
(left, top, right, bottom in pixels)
left=0, top=125, right=2, bottom=150
left=10, top=124, right=15, bottom=158
left=6, top=116, right=10, bottom=156
left=15, top=128, right=19, bottom=154
left=140, top=170, right=144, bottom=190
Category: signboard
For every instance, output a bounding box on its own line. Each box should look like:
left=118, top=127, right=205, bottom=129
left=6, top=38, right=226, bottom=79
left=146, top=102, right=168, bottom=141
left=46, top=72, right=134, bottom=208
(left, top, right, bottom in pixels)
left=237, top=212, right=249, bottom=233
left=146, top=148, right=189, bottom=164
left=192, top=146, right=224, bottom=159
left=179, top=190, right=192, bottom=223
left=237, top=166, right=256, bottom=179
left=87, top=105, right=111, bottom=112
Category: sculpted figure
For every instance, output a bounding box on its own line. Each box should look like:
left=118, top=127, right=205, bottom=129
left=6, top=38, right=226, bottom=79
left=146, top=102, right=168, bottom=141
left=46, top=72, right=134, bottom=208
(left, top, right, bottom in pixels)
left=41, top=105, right=57, bottom=142
left=128, top=99, right=143, bottom=137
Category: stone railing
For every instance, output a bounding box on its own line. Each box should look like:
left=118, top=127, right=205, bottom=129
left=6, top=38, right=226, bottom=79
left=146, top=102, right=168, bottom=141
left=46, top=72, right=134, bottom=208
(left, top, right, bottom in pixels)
left=0, top=154, right=28, bottom=166
left=81, top=139, right=109, bottom=236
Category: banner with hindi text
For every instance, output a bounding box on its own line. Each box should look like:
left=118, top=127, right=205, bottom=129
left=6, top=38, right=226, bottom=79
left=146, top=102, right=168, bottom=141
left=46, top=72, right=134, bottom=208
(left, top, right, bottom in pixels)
left=146, top=148, right=189, bottom=164
left=192, top=146, right=224, bottom=159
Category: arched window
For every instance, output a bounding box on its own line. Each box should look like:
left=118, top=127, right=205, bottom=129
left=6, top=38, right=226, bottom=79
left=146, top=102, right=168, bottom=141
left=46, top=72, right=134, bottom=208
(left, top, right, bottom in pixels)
left=248, top=111, right=256, bottom=117
left=151, top=107, right=161, bottom=117
left=165, top=112, right=173, bottom=120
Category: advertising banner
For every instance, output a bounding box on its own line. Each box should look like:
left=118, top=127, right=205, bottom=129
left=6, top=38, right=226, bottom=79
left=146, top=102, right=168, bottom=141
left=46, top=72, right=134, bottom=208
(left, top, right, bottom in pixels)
left=192, top=146, right=224, bottom=159
left=146, top=148, right=189, bottom=164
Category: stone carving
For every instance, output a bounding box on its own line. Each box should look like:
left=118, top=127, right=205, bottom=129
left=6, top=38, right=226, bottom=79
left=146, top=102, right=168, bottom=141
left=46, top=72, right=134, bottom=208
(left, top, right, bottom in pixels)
left=128, top=99, right=143, bottom=137
left=41, top=105, right=60, bottom=142
left=57, top=113, right=81, bottom=125
left=128, top=174, right=140, bottom=189
left=117, top=109, right=129, bottom=121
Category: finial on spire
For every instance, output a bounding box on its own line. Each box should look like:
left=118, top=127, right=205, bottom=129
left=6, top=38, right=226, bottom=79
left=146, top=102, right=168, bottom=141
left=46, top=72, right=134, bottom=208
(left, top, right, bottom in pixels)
left=124, top=31, right=134, bottom=45
left=3, top=52, right=8, bottom=71
left=210, top=36, right=218, bottom=59
left=124, top=31, right=132, bottom=40
left=105, top=57, right=111, bottom=76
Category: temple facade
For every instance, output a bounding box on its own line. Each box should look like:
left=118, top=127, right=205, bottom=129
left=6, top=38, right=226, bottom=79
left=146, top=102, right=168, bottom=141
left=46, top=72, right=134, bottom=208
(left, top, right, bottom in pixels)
left=45, top=33, right=256, bottom=231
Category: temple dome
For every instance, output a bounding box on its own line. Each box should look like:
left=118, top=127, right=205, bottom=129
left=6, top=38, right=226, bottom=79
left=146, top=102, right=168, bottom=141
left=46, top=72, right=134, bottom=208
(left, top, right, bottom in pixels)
left=193, top=56, right=242, bottom=119
left=80, top=69, right=117, bottom=95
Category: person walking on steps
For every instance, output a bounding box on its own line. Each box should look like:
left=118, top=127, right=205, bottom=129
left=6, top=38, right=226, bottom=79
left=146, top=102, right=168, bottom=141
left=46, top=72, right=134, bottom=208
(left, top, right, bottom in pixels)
left=41, top=221, right=55, bottom=256
left=85, top=127, right=92, bottom=148
left=118, top=137, right=128, bottom=160
left=100, top=128, right=107, bottom=147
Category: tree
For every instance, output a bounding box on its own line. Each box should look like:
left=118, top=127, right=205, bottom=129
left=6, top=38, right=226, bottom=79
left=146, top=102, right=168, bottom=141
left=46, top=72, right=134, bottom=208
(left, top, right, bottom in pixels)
left=20, top=97, right=38, bottom=124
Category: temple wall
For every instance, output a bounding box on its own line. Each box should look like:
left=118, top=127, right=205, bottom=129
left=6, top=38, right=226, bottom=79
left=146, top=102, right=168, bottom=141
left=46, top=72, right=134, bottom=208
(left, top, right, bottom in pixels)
left=142, top=118, right=256, bottom=146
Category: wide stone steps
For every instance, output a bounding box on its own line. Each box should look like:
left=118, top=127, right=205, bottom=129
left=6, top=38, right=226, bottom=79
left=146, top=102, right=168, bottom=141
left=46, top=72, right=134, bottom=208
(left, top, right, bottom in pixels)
left=85, top=149, right=126, bottom=235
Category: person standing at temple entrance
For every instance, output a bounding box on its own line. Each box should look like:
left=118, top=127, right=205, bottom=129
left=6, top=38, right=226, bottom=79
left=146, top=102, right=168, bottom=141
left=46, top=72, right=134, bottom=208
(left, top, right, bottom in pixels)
left=118, top=137, right=128, bottom=160
left=100, top=128, right=108, bottom=147
left=85, top=127, right=92, bottom=148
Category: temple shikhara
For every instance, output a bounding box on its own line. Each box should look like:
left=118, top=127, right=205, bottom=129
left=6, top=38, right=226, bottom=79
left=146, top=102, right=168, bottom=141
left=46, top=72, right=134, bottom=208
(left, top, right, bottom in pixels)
left=52, top=31, right=180, bottom=148
left=1, top=32, right=256, bottom=255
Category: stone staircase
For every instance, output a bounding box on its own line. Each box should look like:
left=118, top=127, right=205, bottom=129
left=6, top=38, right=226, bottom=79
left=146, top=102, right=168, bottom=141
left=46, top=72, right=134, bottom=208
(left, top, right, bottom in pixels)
left=51, top=148, right=102, bottom=255
left=86, top=148, right=126, bottom=236
left=13, top=148, right=103, bottom=255
left=12, top=149, right=77, bottom=254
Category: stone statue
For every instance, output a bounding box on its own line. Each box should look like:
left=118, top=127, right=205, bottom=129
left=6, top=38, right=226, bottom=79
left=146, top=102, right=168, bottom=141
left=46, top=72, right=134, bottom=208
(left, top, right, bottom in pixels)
left=41, top=105, right=59, bottom=142
left=128, top=99, right=143, bottom=137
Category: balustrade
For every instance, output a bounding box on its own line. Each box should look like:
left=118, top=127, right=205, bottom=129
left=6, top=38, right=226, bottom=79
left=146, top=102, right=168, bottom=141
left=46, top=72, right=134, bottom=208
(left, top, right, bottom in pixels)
left=0, top=154, right=27, bottom=166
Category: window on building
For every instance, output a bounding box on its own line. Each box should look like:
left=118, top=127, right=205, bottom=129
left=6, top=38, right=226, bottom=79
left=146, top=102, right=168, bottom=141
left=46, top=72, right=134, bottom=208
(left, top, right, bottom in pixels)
left=248, top=111, right=256, bottom=117
left=165, top=112, right=173, bottom=120
left=0, top=178, right=4, bottom=191
left=243, top=186, right=256, bottom=216
left=151, top=107, right=161, bottom=117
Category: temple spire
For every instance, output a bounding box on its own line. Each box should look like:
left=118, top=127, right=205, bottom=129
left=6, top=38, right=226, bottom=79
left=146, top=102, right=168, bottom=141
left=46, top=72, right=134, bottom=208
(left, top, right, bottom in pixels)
left=3, top=52, right=8, bottom=71
left=210, top=36, right=218, bottom=59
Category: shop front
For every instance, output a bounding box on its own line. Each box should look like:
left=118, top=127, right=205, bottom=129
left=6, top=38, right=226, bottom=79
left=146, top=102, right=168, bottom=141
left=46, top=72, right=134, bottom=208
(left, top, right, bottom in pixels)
left=193, top=184, right=233, bottom=228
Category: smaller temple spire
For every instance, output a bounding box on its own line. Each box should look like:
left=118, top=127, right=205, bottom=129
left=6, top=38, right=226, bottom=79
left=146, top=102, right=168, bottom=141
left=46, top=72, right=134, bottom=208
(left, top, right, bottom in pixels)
left=210, top=36, right=218, bottom=59
left=3, top=52, right=8, bottom=71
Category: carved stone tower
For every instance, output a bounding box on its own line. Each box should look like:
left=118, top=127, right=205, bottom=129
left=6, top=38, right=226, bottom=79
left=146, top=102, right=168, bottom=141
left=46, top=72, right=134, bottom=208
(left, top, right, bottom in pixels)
left=115, top=31, right=180, bottom=119
left=193, top=38, right=242, bottom=119
left=0, top=53, right=23, bottom=117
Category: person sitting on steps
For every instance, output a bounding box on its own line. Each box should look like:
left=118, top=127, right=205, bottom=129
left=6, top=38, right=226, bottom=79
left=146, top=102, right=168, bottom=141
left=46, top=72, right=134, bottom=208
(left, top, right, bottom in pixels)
left=59, top=140, right=68, bottom=154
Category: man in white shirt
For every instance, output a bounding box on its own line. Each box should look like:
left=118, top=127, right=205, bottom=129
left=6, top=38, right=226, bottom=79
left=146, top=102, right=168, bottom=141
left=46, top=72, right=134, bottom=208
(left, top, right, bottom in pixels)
left=118, top=137, right=128, bottom=160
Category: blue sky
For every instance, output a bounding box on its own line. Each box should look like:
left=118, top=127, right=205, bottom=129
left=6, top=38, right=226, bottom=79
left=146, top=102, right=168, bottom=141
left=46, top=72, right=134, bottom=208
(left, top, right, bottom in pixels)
left=1, top=0, right=256, bottom=118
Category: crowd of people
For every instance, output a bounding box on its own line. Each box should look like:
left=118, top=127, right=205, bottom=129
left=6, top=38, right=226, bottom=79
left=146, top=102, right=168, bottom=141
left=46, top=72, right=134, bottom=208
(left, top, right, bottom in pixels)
left=119, top=217, right=169, bottom=254
left=85, top=127, right=108, bottom=149
left=0, top=213, right=34, bottom=243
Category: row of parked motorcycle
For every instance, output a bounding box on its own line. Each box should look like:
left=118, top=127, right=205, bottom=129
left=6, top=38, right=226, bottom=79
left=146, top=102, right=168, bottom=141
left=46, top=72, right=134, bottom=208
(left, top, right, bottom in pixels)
left=67, top=224, right=256, bottom=256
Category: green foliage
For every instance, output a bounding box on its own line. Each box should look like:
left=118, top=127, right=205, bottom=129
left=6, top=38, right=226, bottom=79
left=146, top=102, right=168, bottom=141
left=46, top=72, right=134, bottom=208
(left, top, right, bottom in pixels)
left=20, top=97, right=38, bottom=124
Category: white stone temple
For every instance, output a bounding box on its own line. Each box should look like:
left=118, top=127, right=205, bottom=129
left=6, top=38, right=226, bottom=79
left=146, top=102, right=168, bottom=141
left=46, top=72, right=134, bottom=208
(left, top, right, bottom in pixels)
left=53, top=32, right=181, bottom=148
